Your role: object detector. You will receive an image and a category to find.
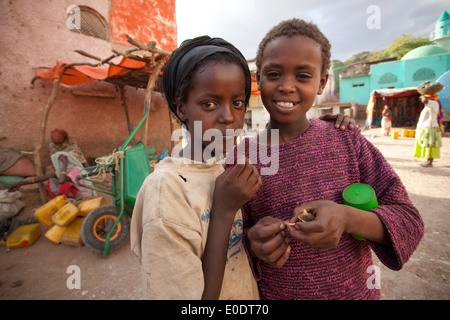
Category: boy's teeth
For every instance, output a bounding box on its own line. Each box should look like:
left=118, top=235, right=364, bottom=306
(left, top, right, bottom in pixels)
left=277, top=101, right=295, bottom=107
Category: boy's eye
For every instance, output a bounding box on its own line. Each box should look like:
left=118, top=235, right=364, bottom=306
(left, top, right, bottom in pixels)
left=297, top=73, right=312, bottom=79
left=266, top=71, right=280, bottom=79
left=233, top=100, right=245, bottom=109
left=201, top=101, right=217, bottom=109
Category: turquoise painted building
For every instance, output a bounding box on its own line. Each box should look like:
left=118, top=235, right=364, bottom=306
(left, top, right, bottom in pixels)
left=340, top=10, right=450, bottom=112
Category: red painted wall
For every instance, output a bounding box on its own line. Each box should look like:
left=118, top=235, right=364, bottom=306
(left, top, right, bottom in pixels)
left=110, top=0, right=177, bottom=51
left=0, top=0, right=177, bottom=178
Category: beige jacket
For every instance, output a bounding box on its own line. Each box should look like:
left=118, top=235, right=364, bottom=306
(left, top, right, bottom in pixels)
left=130, top=157, right=259, bottom=300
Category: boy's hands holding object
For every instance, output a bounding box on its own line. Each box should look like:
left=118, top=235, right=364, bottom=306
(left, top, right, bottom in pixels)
left=246, top=200, right=347, bottom=269
left=287, top=200, right=348, bottom=249
left=246, top=198, right=389, bottom=273
left=247, top=216, right=291, bottom=268
left=287, top=199, right=390, bottom=248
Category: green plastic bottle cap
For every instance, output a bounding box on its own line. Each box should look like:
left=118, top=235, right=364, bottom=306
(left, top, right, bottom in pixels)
left=342, top=183, right=378, bottom=210
left=342, top=183, right=378, bottom=241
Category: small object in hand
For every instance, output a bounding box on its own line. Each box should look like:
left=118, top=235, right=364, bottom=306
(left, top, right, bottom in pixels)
left=285, top=209, right=315, bottom=227
left=298, top=209, right=315, bottom=222
left=285, top=221, right=296, bottom=227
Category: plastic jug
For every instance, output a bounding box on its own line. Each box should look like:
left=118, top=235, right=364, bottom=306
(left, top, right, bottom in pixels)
left=61, top=217, right=85, bottom=246
left=45, top=224, right=67, bottom=244
left=34, top=195, right=68, bottom=227
left=52, top=203, right=79, bottom=227
left=6, top=224, right=41, bottom=248
left=77, top=197, right=106, bottom=216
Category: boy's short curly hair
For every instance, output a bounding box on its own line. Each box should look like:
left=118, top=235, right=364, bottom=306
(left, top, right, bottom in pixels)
left=256, top=18, right=331, bottom=75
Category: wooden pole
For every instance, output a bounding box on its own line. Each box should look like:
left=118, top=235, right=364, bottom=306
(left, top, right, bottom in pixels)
left=34, top=78, right=60, bottom=203
left=119, top=85, right=132, bottom=135
left=125, top=35, right=172, bottom=57
left=142, top=59, right=165, bottom=146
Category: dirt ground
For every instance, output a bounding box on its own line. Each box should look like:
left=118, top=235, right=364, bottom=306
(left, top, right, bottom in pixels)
left=0, top=126, right=449, bottom=300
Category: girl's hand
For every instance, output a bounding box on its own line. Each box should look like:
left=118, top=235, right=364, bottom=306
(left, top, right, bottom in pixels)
left=213, top=159, right=262, bottom=219
left=319, top=113, right=355, bottom=131
left=287, top=200, right=349, bottom=249
left=202, top=160, right=262, bottom=300
left=247, top=216, right=290, bottom=268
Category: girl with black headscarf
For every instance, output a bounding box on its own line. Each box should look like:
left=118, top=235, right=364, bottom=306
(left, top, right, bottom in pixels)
left=130, top=36, right=261, bottom=300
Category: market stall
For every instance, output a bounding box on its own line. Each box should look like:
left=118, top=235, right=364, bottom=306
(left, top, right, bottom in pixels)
left=366, top=87, right=421, bottom=127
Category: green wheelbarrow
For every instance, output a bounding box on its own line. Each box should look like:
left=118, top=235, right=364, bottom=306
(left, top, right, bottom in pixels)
left=76, top=105, right=152, bottom=257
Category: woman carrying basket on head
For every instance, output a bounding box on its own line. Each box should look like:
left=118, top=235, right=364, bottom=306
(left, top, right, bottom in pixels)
left=414, top=81, right=444, bottom=167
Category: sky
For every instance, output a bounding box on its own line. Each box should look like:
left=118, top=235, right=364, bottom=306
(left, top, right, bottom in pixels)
left=176, top=0, right=449, bottom=62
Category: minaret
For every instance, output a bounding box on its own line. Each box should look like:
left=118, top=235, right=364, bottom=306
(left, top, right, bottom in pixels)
left=431, top=10, right=450, bottom=51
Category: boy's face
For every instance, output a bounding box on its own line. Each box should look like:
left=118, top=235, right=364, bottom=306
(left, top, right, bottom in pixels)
left=177, top=61, right=246, bottom=159
left=257, top=35, right=328, bottom=127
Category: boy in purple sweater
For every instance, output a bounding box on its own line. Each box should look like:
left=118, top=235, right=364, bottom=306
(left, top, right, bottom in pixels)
left=239, top=19, right=424, bottom=299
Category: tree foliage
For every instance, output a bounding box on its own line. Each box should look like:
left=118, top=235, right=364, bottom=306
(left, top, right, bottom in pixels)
left=344, top=51, right=370, bottom=65
left=377, top=33, right=431, bottom=60
left=343, top=33, right=431, bottom=65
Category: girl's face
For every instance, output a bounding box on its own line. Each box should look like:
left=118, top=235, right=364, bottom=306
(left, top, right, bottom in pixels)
left=177, top=61, right=246, bottom=160
left=257, top=35, right=328, bottom=131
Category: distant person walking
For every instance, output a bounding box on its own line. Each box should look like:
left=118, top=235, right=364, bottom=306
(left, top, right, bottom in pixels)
left=414, top=81, right=444, bottom=167
left=381, top=104, right=392, bottom=136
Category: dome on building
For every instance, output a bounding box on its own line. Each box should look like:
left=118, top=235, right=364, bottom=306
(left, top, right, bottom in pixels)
left=401, top=44, right=449, bottom=60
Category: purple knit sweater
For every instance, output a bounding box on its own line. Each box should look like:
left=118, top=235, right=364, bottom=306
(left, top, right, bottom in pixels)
left=239, top=118, right=424, bottom=300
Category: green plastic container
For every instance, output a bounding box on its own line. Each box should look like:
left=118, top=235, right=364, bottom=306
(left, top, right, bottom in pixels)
left=343, top=183, right=378, bottom=210
left=123, top=142, right=152, bottom=212
left=342, top=183, right=378, bottom=241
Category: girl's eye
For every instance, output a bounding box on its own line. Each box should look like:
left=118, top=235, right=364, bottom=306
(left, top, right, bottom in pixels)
left=201, top=101, right=217, bottom=109
left=233, top=100, right=245, bottom=109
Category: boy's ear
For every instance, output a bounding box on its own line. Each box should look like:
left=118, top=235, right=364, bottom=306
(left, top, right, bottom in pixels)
left=176, top=103, right=188, bottom=123
left=317, top=72, right=329, bottom=95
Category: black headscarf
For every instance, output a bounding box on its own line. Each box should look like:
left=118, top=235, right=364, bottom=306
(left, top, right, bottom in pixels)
left=163, top=35, right=251, bottom=122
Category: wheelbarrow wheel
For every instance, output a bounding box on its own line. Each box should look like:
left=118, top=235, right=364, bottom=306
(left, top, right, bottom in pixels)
left=81, top=206, right=130, bottom=253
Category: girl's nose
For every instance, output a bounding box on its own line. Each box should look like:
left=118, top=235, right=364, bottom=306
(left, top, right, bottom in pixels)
left=218, top=104, right=234, bottom=124
left=278, top=76, right=296, bottom=93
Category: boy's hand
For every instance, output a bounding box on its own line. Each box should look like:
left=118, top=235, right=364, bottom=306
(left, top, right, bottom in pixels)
left=247, top=216, right=290, bottom=268
left=319, top=113, right=355, bottom=131
left=287, top=200, right=347, bottom=249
